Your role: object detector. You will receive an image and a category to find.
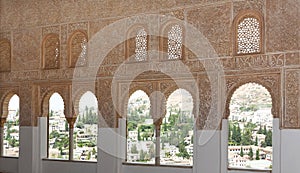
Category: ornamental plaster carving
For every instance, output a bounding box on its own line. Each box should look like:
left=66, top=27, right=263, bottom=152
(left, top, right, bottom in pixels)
left=42, top=34, right=60, bottom=69
left=284, top=70, right=300, bottom=128
left=0, top=39, right=11, bottom=72
left=42, top=26, right=60, bottom=36
left=68, top=30, right=88, bottom=67
left=19, top=83, right=33, bottom=126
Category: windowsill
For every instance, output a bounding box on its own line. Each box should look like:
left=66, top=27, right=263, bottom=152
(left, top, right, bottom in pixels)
left=0, top=156, right=19, bottom=159
left=228, top=167, right=272, bottom=172
left=42, top=158, right=97, bottom=163
left=122, top=162, right=192, bottom=169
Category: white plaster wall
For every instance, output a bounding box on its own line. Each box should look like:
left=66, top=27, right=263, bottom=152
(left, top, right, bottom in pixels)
left=18, top=126, right=39, bottom=173
left=42, top=160, right=97, bottom=173
left=281, top=129, right=300, bottom=173
left=194, top=130, right=221, bottom=173
left=0, top=157, right=18, bottom=173
left=97, top=128, right=121, bottom=173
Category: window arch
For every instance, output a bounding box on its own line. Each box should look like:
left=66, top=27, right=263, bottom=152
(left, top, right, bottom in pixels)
left=228, top=83, right=272, bottom=170
left=167, top=25, right=183, bottom=60
left=68, top=31, right=88, bottom=67
left=48, top=92, right=69, bottom=160
left=74, top=91, right=98, bottom=161
left=42, top=34, right=60, bottom=69
left=2, top=94, right=19, bottom=157
left=160, top=89, right=194, bottom=166
left=0, top=39, right=11, bottom=72
left=234, top=12, right=263, bottom=55
left=126, top=90, right=154, bottom=163
left=135, top=28, right=148, bottom=61
left=126, top=26, right=148, bottom=62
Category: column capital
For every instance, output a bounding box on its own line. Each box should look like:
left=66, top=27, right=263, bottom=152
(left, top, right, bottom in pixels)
left=0, top=117, right=7, bottom=128
left=66, top=117, right=77, bottom=129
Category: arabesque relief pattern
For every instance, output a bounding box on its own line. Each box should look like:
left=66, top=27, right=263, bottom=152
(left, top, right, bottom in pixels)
left=0, top=0, right=299, bottom=129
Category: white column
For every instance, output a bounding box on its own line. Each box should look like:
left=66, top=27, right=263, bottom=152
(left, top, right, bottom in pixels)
left=97, top=128, right=120, bottom=173
left=38, top=117, right=47, bottom=173
left=18, top=126, right=39, bottom=173
left=0, top=118, right=6, bottom=156
left=221, top=119, right=228, bottom=173
left=194, top=130, right=221, bottom=173
left=272, top=118, right=280, bottom=173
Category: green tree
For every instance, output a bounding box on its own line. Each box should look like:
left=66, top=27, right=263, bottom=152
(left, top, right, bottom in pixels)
left=265, top=129, right=272, bottom=146
left=137, top=128, right=141, bottom=141
left=240, top=147, right=244, bottom=157
left=241, top=128, right=252, bottom=145
left=249, top=147, right=254, bottom=160
left=255, top=136, right=258, bottom=146
left=131, top=144, right=138, bottom=154
left=257, top=125, right=263, bottom=134
left=263, top=125, right=267, bottom=135
left=65, top=121, right=69, bottom=132
left=139, top=150, right=146, bottom=161
left=176, top=141, right=190, bottom=159
left=256, top=149, right=260, bottom=160
left=49, top=110, right=54, bottom=117
left=236, top=125, right=242, bottom=145
left=92, top=148, right=96, bottom=155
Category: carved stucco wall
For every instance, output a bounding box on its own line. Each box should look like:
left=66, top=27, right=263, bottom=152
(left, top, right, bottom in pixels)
left=0, top=0, right=299, bottom=129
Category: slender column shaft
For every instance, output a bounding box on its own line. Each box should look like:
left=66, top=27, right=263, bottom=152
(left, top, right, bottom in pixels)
left=66, top=117, right=77, bottom=161
left=69, top=126, right=74, bottom=160
left=155, top=124, right=161, bottom=165
left=0, top=126, right=4, bottom=156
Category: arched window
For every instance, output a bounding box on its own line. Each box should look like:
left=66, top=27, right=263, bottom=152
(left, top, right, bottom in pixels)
left=135, top=28, right=147, bottom=61
left=48, top=93, right=69, bottom=160
left=0, top=39, right=11, bottom=72
left=160, top=89, right=194, bottom=166
left=126, top=90, right=154, bottom=163
left=42, top=34, right=60, bottom=69
left=3, top=94, right=19, bottom=157
left=74, top=91, right=98, bottom=161
left=168, top=25, right=183, bottom=60
left=68, top=31, right=88, bottom=67
left=235, top=13, right=263, bottom=55
left=228, top=83, right=272, bottom=170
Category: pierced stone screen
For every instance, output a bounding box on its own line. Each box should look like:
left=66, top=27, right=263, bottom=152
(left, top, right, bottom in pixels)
left=168, top=25, right=182, bottom=60
left=237, top=17, right=261, bottom=54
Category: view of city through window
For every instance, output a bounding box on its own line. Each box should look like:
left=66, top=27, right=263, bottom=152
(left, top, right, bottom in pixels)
left=74, top=91, right=98, bottom=161
left=3, top=94, right=19, bottom=157
left=127, top=89, right=193, bottom=166
left=48, top=93, right=69, bottom=160
left=228, top=83, right=272, bottom=170
left=48, top=92, right=98, bottom=161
